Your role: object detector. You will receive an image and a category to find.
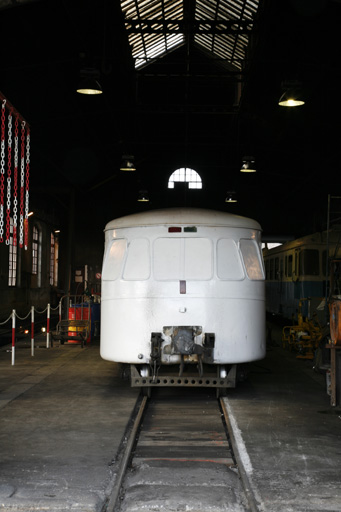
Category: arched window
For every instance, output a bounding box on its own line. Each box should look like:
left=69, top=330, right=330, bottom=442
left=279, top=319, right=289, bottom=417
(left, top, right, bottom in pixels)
left=168, top=167, right=202, bottom=189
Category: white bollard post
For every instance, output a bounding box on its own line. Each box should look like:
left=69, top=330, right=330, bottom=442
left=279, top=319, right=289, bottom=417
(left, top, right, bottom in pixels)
left=46, top=303, right=50, bottom=348
left=11, top=309, right=16, bottom=366
left=31, top=306, right=35, bottom=356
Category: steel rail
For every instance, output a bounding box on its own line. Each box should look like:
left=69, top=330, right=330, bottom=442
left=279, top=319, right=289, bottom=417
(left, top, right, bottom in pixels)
left=220, top=398, right=259, bottom=512
left=105, top=395, right=148, bottom=512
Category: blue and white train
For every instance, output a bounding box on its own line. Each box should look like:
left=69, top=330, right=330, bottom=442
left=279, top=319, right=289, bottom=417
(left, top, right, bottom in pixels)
left=263, top=227, right=341, bottom=322
left=100, top=207, right=266, bottom=392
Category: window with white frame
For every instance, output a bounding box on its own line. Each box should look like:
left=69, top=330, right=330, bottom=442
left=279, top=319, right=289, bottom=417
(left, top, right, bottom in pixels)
left=53, top=234, right=59, bottom=287
left=8, top=218, right=17, bottom=287
left=32, top=224, right=42, bottom=287
left=32, top=225, right=38, bottom=274
left=50, top=232, right=55, bottom=285
left=168, top=167, right=202, bottom=189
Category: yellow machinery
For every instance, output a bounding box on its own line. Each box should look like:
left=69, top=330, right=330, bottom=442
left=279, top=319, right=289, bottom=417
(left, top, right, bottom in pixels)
left=329, top=259, right=341, bottom=345
left=282, top=298, right=323, bottom=359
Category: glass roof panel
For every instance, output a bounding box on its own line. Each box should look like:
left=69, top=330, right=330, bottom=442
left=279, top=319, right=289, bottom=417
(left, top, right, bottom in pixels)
left=120, top=0, right=259, bottom=70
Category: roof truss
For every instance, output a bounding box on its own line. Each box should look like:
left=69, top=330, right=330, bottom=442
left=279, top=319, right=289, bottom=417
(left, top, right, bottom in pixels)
left=120, top=0, right=260, bottom=70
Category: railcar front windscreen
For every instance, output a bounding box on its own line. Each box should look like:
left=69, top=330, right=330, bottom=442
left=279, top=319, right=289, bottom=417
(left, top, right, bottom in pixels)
left=240, top=239, right=265, bottom=280
left=153, top=237, right=213, bottom=280
left=123, top=238, right=150, bottom=280
left=102, top=238, right=126, bottom=280
left=217, top=239, right=244, bottom=280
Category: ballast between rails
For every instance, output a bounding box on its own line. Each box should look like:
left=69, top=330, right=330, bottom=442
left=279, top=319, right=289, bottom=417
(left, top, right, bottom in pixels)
left=104, top=392, right=260, bottom=512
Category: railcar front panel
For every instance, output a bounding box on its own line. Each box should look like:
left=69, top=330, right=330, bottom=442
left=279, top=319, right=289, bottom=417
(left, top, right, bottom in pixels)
left=100, top=208, right=266, bottom=378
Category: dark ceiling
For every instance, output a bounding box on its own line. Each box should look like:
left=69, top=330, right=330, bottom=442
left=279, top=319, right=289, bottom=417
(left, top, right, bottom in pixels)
left=0, top=0, right=340, bottom=245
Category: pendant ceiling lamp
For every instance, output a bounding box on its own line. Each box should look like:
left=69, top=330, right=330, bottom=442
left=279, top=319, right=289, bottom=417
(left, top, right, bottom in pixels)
left=120, top=155, right=136, bottom=171
left=278, top=81, right=305, bottom=107
left=137, top=189, right=149, bottom=202
left=76, top=66, right=103, bottom=95
left=240, top=156, right=256, bottom=173
left=225, top=191, right=237, bottom=203
left=77, top=77, right=103, bottom=95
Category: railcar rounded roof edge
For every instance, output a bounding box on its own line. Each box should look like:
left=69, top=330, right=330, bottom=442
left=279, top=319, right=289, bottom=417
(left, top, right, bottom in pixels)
left=104, top=207, right=262, bottom=231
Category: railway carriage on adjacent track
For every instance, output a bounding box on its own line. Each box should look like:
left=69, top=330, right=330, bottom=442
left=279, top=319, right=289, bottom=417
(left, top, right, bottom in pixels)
left=100, top=207, right=266, bottom=393
left=263, top=228, right=341, bottom=322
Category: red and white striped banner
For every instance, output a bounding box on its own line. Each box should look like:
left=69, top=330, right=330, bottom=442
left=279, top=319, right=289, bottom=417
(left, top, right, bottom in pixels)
left=0, top=92, right=30, bottom=249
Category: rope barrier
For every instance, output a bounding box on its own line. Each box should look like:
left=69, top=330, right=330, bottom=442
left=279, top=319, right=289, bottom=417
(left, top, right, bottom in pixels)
left=0, top=313, right=13, bottom=325
left=0, top=300, right=62, bottom=365
left=1, top=295, right=96, bottom=365
left=34, top=306, right=48, bottom=314
left=15, top=310, right=31, bottom=321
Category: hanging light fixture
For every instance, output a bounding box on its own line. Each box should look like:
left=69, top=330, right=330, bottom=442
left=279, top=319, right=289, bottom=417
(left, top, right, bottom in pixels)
left=278, top=80, right=305, bottom=107
left=225, top=191, right=237, bottom=203
left=120, top=155, right=136, bottom=171
left=240, top=156, right=256, bottom=173
left=137, top=189, right=149, bottom=202
left=76, top=68, right=103, bottom=95
left=77, top=78, right=103, bottom=95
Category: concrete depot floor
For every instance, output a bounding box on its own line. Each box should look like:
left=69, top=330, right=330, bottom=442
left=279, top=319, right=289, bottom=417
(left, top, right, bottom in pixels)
left=0, top=336, right=140, bottom=512
left=224, top=322, right=341, bottom=512
left=0, top=326, right=340, bottom=512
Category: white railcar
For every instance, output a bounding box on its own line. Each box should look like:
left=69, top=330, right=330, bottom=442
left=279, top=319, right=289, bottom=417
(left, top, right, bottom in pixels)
left=100, top=207, right=266, bottom=392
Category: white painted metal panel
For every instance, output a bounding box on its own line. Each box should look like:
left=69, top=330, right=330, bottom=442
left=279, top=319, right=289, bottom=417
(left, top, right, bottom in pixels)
left=100, top=207, right=265, bottom=367
left=100, top=295, right=265, bottom=364
left=104, top=207, right=261, bottom=231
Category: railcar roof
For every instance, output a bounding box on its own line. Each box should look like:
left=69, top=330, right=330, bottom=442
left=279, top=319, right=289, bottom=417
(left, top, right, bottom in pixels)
left=263, top=228, right=341, bottom=254
left=104, top=208, right=261, bottom=231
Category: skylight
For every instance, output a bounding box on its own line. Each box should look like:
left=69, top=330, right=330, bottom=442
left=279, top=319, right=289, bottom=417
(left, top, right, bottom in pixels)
left=168, top=168, right=202, bottom=189
left=121, top=0, right=184, bottom=68
left=120, top=0, right=259, bottom=70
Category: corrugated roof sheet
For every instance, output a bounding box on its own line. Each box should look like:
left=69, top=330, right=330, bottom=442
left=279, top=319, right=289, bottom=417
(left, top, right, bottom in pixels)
left=120, top=0, right=259, bottom=70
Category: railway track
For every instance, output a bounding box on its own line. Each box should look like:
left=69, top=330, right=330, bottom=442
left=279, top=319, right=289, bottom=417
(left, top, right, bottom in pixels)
left=104, top=388, right=258, bottom=512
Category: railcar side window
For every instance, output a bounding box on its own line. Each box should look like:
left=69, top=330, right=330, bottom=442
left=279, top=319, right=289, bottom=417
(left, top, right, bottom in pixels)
left=102, top=238, right=127, bottom=280
left=299, top=249, right=319, bottom=276
left=240, top=239, right=265, bottom=280
left=285, top=254, right=293, bottom=277
left=269, top=258, right=274, bottom=280
left=274, top=257, right=279, bottom=280
left=217, top=239, right=244, bottom=280
left=123, top=238, right=150, bottom=280
left=154, top=238, right=212, bottom=280
left=322, top=250, right=327, bottom=276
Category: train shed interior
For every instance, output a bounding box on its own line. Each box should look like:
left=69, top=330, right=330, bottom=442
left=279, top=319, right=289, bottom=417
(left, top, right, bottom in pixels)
left=1, top=0, right=341, bottom=302
left=0, top=1, right=341, bottom=511
left=0, top=0, right=340, bottom=314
